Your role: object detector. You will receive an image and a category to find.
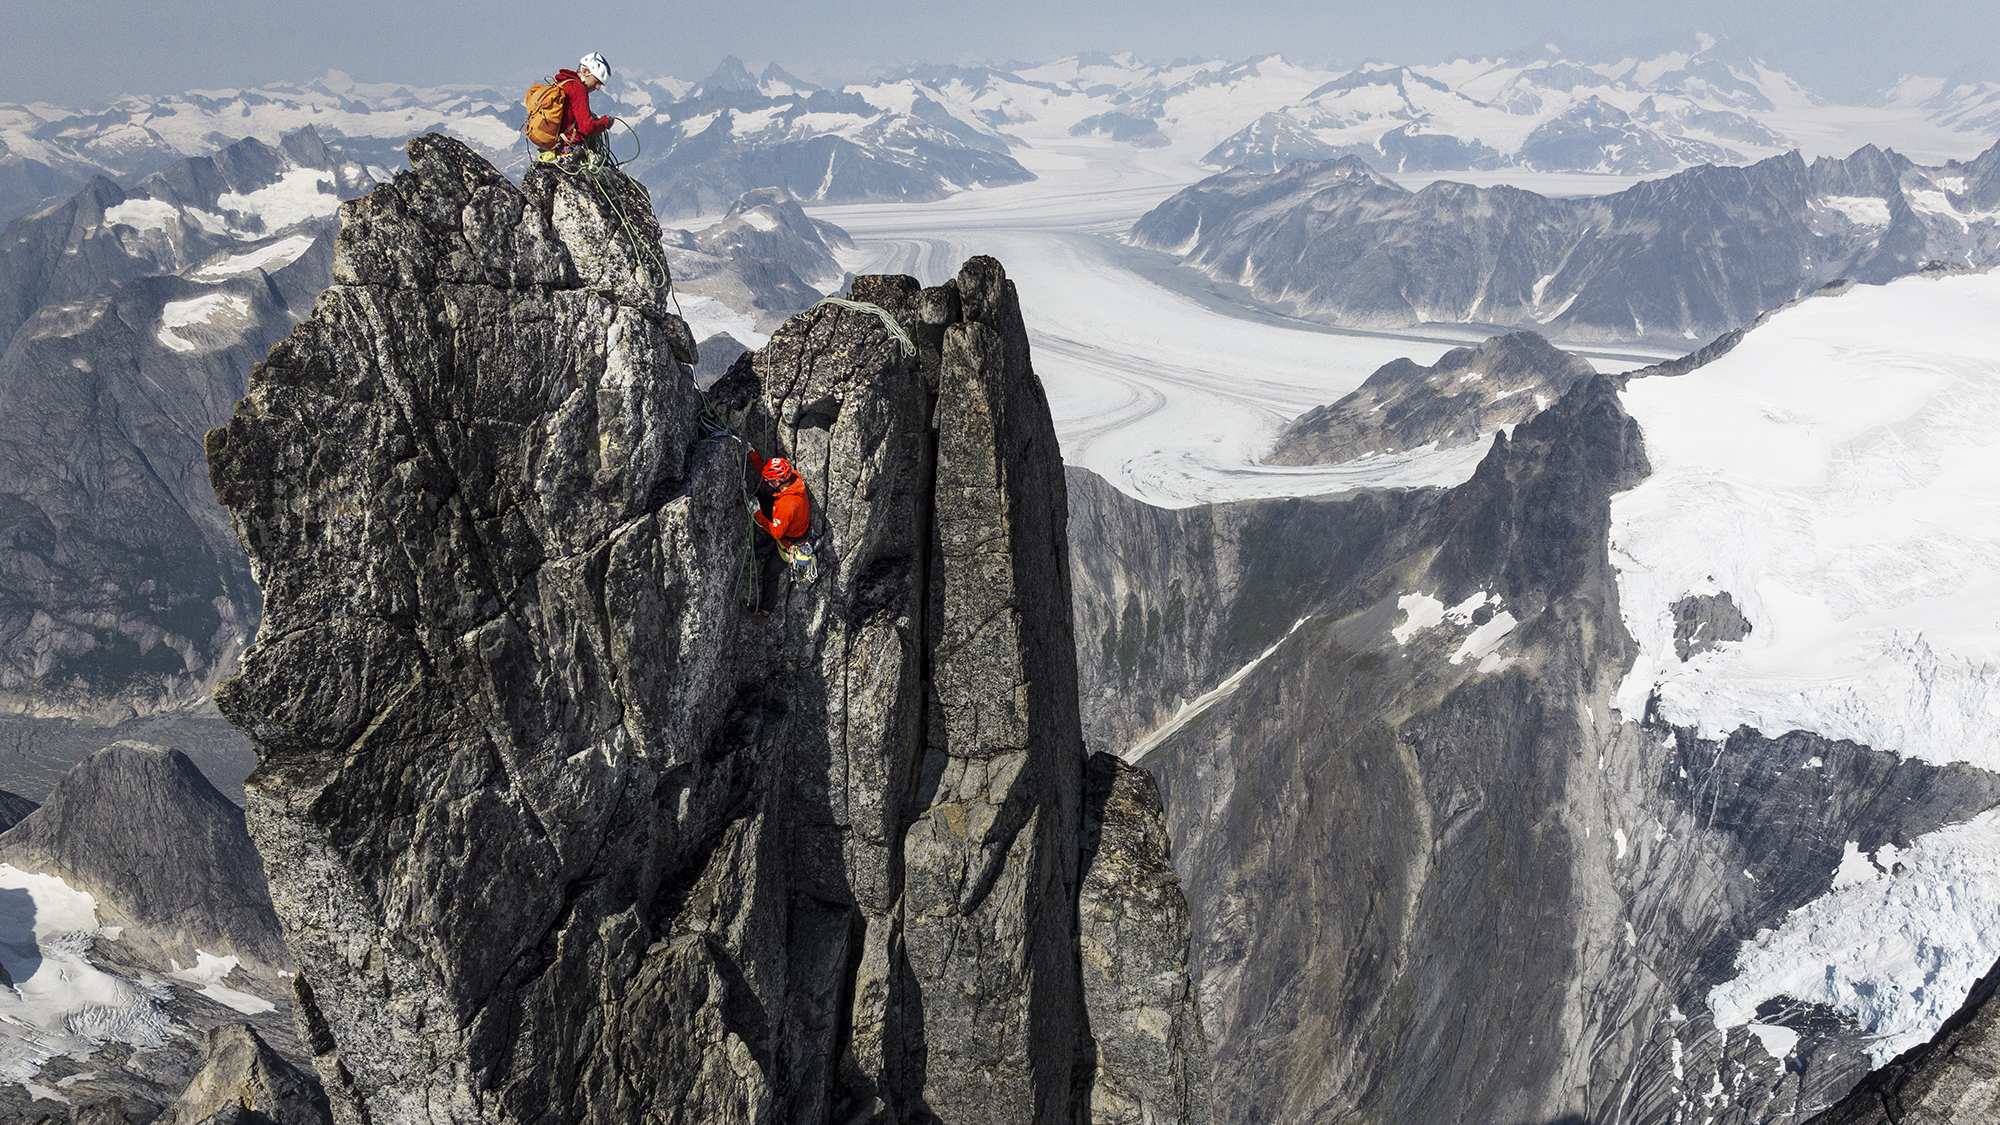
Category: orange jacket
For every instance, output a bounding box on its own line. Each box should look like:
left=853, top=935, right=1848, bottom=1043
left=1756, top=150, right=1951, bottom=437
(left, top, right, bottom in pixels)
left=755, top=474, right=811, bottom=544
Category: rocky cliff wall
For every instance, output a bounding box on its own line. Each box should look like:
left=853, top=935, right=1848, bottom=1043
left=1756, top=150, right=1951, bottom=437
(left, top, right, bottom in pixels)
left=0, top=129, right=369, bottom=722
left=206, top=135, right=1204, bottom=1125
left=1068, top=371, right=2000, bottom=1123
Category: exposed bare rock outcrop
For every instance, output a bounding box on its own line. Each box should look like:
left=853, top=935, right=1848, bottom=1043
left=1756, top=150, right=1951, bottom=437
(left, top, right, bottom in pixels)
left=0, top=741, right=286, bottom=972
left=206, top=135, right=1204, bottom=1125
left=156, top=1024, right=331, bottom=1125
left=1267, top=331, right=1597, bottom=465
left=1079, top=753, right=1212, bottom=1125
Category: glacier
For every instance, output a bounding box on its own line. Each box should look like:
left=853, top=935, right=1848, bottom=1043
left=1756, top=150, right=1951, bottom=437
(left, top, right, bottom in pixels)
left=1610, top=271, right=2000, bottom=773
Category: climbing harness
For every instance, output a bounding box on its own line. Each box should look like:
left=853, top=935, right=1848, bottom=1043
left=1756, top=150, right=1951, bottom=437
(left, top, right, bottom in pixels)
left=779, top=540, right=818, bottom=585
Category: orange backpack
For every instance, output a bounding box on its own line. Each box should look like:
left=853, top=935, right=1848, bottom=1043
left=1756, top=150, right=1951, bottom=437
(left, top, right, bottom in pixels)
left=522, top=79, right=568, bottom=150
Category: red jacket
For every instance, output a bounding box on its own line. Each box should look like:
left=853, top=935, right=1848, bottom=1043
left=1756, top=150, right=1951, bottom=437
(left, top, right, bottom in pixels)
left=754, top=473, right=811, bottom=544
left=554, top=69, right=612, bottom=142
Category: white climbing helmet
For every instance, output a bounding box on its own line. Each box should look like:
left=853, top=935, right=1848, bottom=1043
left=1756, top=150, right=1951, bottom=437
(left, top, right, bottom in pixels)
left=580, top=52, right=611, bottom=85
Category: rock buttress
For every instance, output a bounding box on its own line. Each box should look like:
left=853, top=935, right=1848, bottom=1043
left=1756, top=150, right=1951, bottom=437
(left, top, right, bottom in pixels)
left=206, top=136, right=1203, bottom=1125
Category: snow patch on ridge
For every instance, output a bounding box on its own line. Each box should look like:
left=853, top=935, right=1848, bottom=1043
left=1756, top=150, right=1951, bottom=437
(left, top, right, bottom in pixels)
left=1820, top=195, right=1891, bottom=227
left=1708, top=809, right=2000, bottom=1065
left=671, top=292, right=769, bottom=350
left=192, top=234, right=316, bottom=279
left=1609, top=271, right=2000, bottom=771
left=1124, top=615, right=1312, bottom=762
left=157, top=293, right=251, bottom=352
left=169, top=950, right=274, bottom=1015
left=101, top=199, right=181, bottom=233
left=1393, top=591, right=1519, bottom=670
left=215, top=168, right=336, bottom=231
left=0, top=865, right=170, bottom=1088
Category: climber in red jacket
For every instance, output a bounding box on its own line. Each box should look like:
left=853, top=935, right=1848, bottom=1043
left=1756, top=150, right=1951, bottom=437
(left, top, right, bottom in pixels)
left=557, top=53, right=615, bottom=145
left=746, top=451, right=813, bottom=620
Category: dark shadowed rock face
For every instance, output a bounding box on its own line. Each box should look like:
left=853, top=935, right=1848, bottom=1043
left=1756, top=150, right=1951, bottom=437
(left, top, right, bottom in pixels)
left=1806, top=952, right=2000, bottom=1124
left=1267, top=330, right=1599, bottom=465
left=1065, top=467, right=1424, bottom=757
left=0, top=788, right=32, bottom=832
left=0, top=740, right=286, bottom=972
left=1067, top=371, right=2000, bottom=1124
left=157, top=1024, right=331, bottom=1125
left=207, top=135, right=1202, bottom=1125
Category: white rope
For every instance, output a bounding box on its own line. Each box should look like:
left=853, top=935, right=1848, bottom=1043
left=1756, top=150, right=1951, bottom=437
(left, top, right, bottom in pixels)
left=811, top=296, right=917, bottom=357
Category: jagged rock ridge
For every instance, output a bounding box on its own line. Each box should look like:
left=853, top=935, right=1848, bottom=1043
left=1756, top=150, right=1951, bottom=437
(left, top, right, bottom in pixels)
left=206, top=135, right=1205, bottom=1125
left=1131, top=141, right=2000, bottom=343
left=1267, top=329, right=1598, bottom=465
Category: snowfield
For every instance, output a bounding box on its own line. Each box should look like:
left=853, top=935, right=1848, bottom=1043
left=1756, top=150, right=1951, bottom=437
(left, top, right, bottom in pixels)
left=1605, top=271, right=2000, bottom=1058
left=169, top=950, right=274, bottom=1016
left=156, top=293, right=252, bottom=353
left=1708, top=809, right=2000, bottom=1065
left=192, top=234, right=319, bottom=280
left=1610, top=272, right=2000, bottom=772
left=0, top=865, right=170, bottom=1089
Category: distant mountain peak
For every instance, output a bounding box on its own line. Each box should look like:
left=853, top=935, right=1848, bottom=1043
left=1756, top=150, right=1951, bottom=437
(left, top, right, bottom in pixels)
left=0, top=741, right=286, bottom=972
left=700, top=55, right=761, bottom=94
left=757, top=62, right=818, bottom=94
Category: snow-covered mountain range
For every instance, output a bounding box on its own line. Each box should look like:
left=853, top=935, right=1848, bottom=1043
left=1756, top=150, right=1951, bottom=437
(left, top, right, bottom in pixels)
left=0, top=127, right=370, bottom=721
left=5, top=39, right=1998, bottom=226
left=1130, top=140, right=2000, bottom=343
left=1, top=38, right=1998, bottom=1125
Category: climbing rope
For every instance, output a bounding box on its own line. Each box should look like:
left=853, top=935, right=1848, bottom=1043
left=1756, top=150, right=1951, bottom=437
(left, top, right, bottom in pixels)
left=810, top=297, right=917, bottom=357
left=684, top=291, right=921, bottom=606
left=539, top=121, right=672, bottom=291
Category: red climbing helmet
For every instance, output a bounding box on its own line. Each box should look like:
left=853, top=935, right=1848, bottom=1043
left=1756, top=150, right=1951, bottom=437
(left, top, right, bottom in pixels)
left=761, top=457, right=795, bottom=483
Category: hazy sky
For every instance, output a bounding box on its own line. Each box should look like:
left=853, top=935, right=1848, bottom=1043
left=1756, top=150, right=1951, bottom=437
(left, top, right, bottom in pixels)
left=9, top=0, right=1995, bottom=107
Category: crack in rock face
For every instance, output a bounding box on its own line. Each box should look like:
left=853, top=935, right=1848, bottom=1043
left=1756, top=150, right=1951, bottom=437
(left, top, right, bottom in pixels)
left=205, top=134, right=1208, bottom=1125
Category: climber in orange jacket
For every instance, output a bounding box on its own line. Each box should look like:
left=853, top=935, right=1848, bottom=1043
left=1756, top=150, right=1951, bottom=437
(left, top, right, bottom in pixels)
left=751, top=455, right=811, bottom=545
left=747, top=451, right=812, bottom=619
